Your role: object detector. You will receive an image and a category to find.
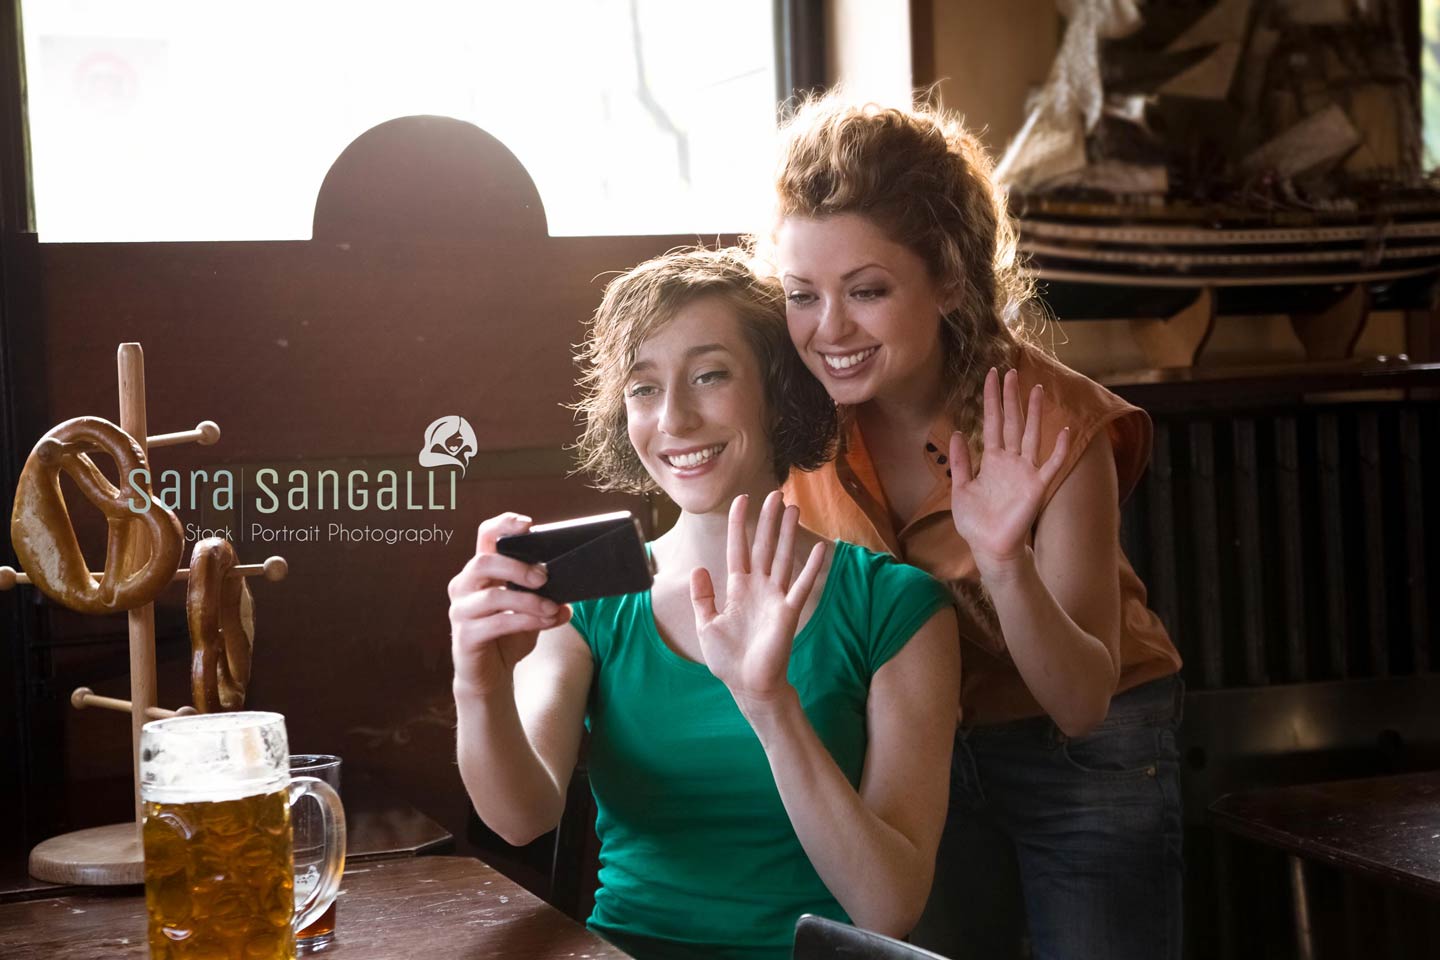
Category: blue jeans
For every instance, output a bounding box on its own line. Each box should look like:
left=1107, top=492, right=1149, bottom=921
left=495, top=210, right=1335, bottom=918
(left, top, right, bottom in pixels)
left=911, top=676, right=1184, bottom=960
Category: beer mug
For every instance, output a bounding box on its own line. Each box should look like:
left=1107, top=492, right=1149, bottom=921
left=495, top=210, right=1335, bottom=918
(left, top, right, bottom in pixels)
left=140, top=712, right=346, bottom=960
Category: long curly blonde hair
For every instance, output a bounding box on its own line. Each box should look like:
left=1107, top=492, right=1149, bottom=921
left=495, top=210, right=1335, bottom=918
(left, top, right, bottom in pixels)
left=765, top=92, right=1037, bottom=447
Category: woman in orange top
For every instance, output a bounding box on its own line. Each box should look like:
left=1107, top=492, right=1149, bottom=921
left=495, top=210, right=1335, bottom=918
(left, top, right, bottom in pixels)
left=764, top=95, right=1185, bottom=960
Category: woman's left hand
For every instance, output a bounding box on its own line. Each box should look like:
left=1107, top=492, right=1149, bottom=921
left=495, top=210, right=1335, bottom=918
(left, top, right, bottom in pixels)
left=950, top=368, right=1070, bottom=579
left=691, top=491, right=826, bottom=716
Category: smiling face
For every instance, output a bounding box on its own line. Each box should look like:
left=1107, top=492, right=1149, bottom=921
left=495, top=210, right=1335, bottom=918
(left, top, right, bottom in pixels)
left=775, top=212, right=952, bottom=409
left=624, top=295, right=777, bottom=515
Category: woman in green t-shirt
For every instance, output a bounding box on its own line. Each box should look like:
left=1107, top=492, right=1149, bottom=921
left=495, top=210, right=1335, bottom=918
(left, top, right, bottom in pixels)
left=447, top=248, right=960, bottom=960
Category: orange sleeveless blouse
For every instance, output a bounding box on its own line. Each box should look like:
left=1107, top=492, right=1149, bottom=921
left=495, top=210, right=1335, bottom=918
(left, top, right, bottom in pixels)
left=783, top=345, right=1182, bottom=726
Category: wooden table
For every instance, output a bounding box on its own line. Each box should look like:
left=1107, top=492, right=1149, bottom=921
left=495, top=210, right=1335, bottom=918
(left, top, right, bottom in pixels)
left=0, top=856, right=630, bottom=960
left=1210, top=770, right=1440, bottom=899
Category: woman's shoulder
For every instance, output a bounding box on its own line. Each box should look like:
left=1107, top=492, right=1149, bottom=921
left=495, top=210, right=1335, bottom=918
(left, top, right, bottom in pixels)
left=829, top=540, right=947, bottom=600
left=567, top=576, right=651, bottom=654
left=1016, top=343, right=1153, bottom=505
left=823, top=541, right=951, bottom=671
left=1017, top=343, right=1133, bottom=419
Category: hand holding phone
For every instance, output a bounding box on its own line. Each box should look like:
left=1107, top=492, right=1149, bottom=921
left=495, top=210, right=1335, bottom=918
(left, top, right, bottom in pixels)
left=448, top=512, right=570, bottom=695
left=495, top=511, right=654, bottom=605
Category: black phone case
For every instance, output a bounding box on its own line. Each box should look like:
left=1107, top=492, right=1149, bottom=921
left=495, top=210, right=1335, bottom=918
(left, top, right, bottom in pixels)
left=495, top=514, right=652, bottom=604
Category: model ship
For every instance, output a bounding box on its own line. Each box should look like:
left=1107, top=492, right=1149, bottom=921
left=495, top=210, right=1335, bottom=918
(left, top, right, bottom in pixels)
left=1000, top=0, right=1440, bottom=312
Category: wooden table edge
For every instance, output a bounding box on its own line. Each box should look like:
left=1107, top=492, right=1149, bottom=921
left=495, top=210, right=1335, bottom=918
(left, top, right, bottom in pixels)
left=1209, top=802, right=1440, bottom=901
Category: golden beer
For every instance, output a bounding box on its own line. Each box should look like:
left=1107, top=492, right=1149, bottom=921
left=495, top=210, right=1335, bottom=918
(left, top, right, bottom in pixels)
left=141, top=712, right=344, bottom=960
left=296, top=902, right=336, bottom=942
left=143, top=788, right=297, bottom=960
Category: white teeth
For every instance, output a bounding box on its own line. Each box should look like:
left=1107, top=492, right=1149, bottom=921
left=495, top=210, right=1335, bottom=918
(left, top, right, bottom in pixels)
left=823, top=347, right=877, bottom=370
left=666, top=444, right=724, bottom=468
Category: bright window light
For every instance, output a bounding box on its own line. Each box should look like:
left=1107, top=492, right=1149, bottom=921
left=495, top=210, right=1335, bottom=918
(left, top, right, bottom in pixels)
left=22, top=1, right=779, bottom=241
left=1428, top=0, right=1440, bottom=169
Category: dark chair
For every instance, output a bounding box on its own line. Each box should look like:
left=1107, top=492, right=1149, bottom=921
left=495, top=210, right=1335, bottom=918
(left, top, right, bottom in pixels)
left=465, top=736, right=601, bottom=923
left=549, top=757, right=600, bottom=921
left=793, top=915, right=955, bottom=960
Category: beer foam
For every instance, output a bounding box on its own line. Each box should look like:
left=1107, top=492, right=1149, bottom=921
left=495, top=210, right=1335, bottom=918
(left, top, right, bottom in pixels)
left=140, top=711, right=291, bottom=804
left=142, top=772, right=289, bottom=805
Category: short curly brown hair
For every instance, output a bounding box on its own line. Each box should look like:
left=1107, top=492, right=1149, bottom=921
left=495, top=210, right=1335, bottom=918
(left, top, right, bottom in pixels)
left=573, top=247, right=837, bottom=495
left=765, top=92, right=1037, bottom=454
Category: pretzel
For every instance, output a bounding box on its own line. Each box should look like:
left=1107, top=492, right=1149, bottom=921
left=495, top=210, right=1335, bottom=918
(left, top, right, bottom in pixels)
left=187, top=537, right=255, bottom=712
left=10, top=417, right=183, bottom=614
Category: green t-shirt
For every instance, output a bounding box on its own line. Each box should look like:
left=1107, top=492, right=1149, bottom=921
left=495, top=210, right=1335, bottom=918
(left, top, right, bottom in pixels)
left=567, top=540, right=951, bottom=960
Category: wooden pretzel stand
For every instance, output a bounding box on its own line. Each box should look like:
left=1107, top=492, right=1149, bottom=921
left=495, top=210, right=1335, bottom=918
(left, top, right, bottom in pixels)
left=0, top=342, right=288, bottom=885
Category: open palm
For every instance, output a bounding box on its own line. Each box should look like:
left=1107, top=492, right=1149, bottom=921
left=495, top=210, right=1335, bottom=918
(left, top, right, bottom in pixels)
left=949, top=368, right=1070, bottom=573
left=691, top=491, right=826, bottom=711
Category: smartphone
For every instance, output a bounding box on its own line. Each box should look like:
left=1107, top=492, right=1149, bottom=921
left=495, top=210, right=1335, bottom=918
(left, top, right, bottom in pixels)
left=495, top=510, right=654, bottom=604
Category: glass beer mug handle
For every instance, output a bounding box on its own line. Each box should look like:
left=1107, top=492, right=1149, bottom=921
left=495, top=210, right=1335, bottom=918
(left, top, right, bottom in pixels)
left=288, top=776, right=347, bottom=933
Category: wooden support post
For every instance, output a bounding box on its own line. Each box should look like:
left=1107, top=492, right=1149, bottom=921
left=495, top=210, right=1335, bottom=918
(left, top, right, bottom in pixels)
left=1129, top=287, right=1216, bottom=368
left=118, top=343, right=155, bottom=832
left=1291, top=284, right=1369, bottom=360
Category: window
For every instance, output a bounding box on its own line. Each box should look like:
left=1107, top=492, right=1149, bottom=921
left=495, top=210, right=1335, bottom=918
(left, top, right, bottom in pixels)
left=1426, top=0, right=1440, bottom=167
left=22, top=1, right=780, bottom=241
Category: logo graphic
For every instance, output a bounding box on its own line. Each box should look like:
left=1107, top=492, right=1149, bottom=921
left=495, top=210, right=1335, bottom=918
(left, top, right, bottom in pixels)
left=419, top=416, right=477, bottom=476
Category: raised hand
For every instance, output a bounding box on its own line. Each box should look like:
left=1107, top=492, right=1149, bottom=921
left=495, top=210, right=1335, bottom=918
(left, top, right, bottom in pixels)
left=448, top=513, right=570, bottom=695
left=690, top=491, right=826, bottom=715
left=949, top=368, right=1070, bottom=577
